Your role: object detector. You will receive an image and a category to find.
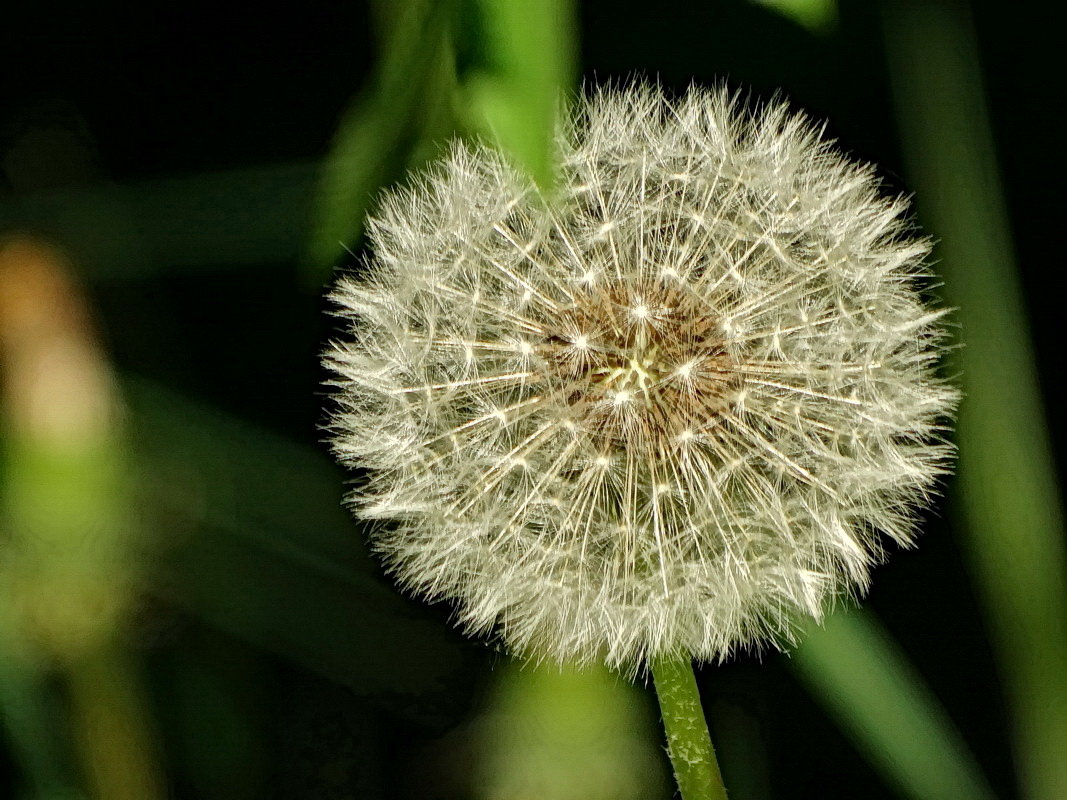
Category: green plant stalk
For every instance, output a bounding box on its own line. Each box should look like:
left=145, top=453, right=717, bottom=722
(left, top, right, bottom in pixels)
left=66, top=647, right=163, bottom=800
left=651, top=656, right=728, bottom=800
left=0, top=658, right=83, bottom=799
left=882, top=3, right=1067, bottom=799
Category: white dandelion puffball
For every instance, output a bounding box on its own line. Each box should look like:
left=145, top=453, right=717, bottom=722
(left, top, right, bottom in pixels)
left=325, top=85, right=957, bottom=668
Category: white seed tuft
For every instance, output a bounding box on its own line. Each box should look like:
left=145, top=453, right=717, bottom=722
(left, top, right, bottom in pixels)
left=324, top=85, right=958, bottom=669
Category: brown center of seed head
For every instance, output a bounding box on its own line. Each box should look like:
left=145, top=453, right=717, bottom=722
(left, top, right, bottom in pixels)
left=536, top=280, right=737, bottom=450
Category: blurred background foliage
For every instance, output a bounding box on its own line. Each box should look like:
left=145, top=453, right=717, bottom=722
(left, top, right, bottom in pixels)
left=1, top=0, right=1064, bottom=798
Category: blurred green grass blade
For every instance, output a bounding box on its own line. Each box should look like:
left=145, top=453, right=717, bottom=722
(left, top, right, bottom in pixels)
left=303, top=0, right=460, bottom=284
left=0, top=161, right=317, bottom=280
left=471, top=662, right=667, bottom=800
left=64, top=647, right=164, bottom=800
left=460, top=0, right=576, bottom=188
left=882, top=3, right=1067, bottom=798
left=751, top=0, right=837, bottom=33
left=164, top=640, right=271, bottom=800
left=792, top=610, right=996, bottom=800
left=0, top=661, right=84, bottom=800
left=124, top=378, right=468, bottom=696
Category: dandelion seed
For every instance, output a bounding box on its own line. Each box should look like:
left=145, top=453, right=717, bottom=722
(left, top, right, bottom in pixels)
left=325, top=85, right=957, bottom=669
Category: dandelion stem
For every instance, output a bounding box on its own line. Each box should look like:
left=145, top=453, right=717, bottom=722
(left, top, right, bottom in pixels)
left=651, top=655, right=728, bottom=800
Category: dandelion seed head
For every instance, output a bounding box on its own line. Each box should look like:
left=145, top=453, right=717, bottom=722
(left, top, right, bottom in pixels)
left=325, top=84, right=957, bottom=669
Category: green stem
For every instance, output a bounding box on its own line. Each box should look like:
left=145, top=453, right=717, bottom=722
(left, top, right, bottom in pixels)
left=651, top=655, right=728, bottom=800
left=66, top=646, right=164, bottom=800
